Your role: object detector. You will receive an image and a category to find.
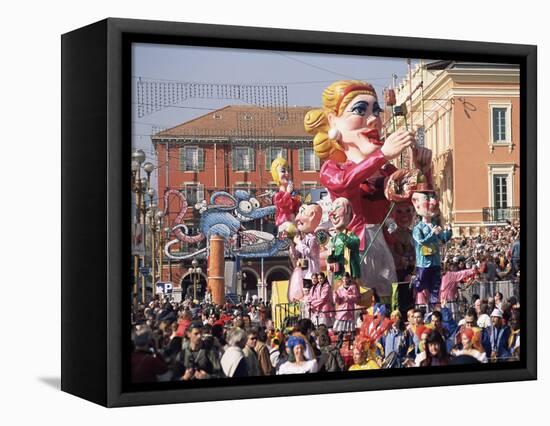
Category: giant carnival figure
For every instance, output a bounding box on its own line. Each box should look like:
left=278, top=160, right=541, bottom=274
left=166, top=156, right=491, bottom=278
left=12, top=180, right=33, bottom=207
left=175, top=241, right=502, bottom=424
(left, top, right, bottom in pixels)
left=326, top=197, right=361, bottom=282
left=270, top=156, right=301, bottom=229
left=410, top=178, right=452, bottom=311
left=287, top=203, right=323, bottom=301
left=304, top=80, right=432, bottom=299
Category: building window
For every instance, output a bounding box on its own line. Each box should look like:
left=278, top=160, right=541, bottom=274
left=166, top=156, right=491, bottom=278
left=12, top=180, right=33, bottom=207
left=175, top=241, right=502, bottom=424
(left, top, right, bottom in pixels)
left=299, top=147, right=320, bottom=171
left=265, top=147, right=287, bottom=170
left=233, top=146, right=255, bottom=171
left=179, top=146, right=204, bottom=171
left=487, top=164, right=515, bottom=219
left=182, top=183, right=204, bottom=205
left=493, top=174, right=508, bottom=209
left=489, top=102, right=512, bottom=145
left=492, top=108, right=507, bottom=142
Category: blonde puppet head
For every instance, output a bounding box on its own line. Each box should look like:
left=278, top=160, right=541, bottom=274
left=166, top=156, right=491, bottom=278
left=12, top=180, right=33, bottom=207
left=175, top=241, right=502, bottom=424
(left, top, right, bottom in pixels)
left=304, top=80, right=378, bottom=164
left=270, top=156, right=290, bottom=186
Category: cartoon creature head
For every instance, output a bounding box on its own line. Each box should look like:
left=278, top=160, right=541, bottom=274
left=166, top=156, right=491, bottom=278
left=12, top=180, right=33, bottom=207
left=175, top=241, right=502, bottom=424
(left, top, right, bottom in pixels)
left=295, top=203, right=323, bottom=233
left=233, top=190, right=276, bottom=222
left=328, top=197, right=352, bottom=231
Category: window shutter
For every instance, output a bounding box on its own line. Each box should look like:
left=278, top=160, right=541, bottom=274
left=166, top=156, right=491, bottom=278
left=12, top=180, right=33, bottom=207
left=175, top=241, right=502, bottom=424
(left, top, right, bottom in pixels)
left=197, top=184, right=205, bottom=202
left=265, top=147, right=272, bottom=170
left=248, top=147, right=255, bottom=171
left=179, top=147, right=185, bottom=171
left=298, top=148, right=304, bottom=171
left=492, top=109, right=498, bottom=142
left=198, top=147, right=205, bottom=171
left=232, top=147, right=237, bottom=171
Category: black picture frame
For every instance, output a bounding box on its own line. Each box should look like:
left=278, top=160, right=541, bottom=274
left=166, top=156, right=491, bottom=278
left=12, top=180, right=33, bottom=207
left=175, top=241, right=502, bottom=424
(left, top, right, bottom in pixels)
left=61, top=17, right=537, bottom=407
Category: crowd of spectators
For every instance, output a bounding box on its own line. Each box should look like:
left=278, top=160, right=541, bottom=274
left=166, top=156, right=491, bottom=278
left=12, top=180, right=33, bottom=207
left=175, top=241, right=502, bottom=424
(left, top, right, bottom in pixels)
left=132, top=221, right=521, bottom=383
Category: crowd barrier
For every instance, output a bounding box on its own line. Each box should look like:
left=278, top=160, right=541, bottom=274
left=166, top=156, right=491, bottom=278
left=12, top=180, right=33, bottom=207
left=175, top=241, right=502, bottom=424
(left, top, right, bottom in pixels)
left=458, top=279, right=520, bottom=303
left=273, top=303, right=371, bottom=330
left=274, top=279, right=519, bottom=330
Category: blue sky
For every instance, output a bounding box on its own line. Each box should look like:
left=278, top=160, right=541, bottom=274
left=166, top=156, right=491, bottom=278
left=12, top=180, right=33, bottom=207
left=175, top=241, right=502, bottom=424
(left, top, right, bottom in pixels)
left=131, top=43, right=426, bottom=154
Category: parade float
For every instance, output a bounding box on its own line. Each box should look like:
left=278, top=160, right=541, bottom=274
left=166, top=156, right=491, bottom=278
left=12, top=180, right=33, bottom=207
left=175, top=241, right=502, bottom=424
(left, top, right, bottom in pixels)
left=159, top=78, right=439, bottom=324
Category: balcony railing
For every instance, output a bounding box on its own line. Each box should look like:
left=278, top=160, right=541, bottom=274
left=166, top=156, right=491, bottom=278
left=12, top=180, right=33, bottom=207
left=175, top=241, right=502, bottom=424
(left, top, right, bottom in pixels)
left=482, top=206, right=520, bottom=223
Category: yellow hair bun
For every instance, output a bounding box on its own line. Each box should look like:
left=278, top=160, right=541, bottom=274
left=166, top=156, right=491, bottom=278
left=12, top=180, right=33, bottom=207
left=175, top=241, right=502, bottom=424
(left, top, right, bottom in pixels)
left=304, top=109, right=328, bottom=135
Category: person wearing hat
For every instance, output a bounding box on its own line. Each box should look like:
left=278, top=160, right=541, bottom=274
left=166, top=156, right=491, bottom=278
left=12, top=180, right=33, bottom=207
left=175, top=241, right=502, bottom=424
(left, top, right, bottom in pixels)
left=349, top=344, right=381, bottom=370
left=411, top=179, right=452, bottom=312
left=451, top=327, right=488, bottom=363
left=484, top=308, right=511, bottom=362
left=276, top=336, right=318, bottom=375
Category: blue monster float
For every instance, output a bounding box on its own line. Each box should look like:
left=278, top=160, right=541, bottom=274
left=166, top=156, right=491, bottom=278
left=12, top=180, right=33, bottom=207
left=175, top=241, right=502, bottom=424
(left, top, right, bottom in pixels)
left=163, top=189, right=288, bottom=260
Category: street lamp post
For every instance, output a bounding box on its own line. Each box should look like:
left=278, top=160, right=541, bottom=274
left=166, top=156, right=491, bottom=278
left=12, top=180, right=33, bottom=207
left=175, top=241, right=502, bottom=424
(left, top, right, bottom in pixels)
left=236, top=271, right=247, bottom=297
left=155, top=211, right=165, bottom=282
left=188, top=259, right=202, bottom=303
left=131, top=149, right=160, bottom=305
left=131, top=150, right=146, bottom=306
left=139, top=177, right=148, bottom=303
left=164, top=227, right=172, bottom=282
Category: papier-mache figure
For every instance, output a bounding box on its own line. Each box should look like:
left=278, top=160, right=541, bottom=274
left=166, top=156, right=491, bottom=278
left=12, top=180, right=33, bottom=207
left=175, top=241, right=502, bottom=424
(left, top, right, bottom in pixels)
left=304, top=80, right=432, bottom=298
left=270, top=156, right=301, bottom=228
left=288, top=204, right=323, bottom=301
left=388, top=201, right=416, bottom=279
left=326, top=197, right=361, bottom=282
left=387, top=201, right=416, bottom=315
left=411, top=178, right=452, bottom=309
left=294, top=204, right=323, bottom=283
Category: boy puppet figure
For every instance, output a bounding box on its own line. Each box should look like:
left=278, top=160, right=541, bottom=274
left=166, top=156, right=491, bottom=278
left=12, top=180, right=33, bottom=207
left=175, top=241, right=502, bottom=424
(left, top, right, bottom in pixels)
left=327, top=197, right=361, bottom=282
left=411, top=180, right=452, bottom=310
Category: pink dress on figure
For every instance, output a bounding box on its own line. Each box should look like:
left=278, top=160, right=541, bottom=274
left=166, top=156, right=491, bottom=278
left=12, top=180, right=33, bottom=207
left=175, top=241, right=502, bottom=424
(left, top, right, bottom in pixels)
left=273, top=191, right=301, bottom=227
left=288, top=244, right=304, bottom=302
left=320, top=150, right=398, bottom=297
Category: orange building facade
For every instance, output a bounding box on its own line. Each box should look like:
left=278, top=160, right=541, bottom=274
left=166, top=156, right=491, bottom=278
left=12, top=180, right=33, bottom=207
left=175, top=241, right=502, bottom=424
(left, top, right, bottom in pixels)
left=390, top=61, right=520, bottom=235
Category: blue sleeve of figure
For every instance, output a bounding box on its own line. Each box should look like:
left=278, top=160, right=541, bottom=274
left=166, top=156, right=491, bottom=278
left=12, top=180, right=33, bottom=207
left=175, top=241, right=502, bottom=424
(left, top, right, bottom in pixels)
left=439, top=228, right=452, bottom=243
left=413, top=225, right=435, bottom=245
